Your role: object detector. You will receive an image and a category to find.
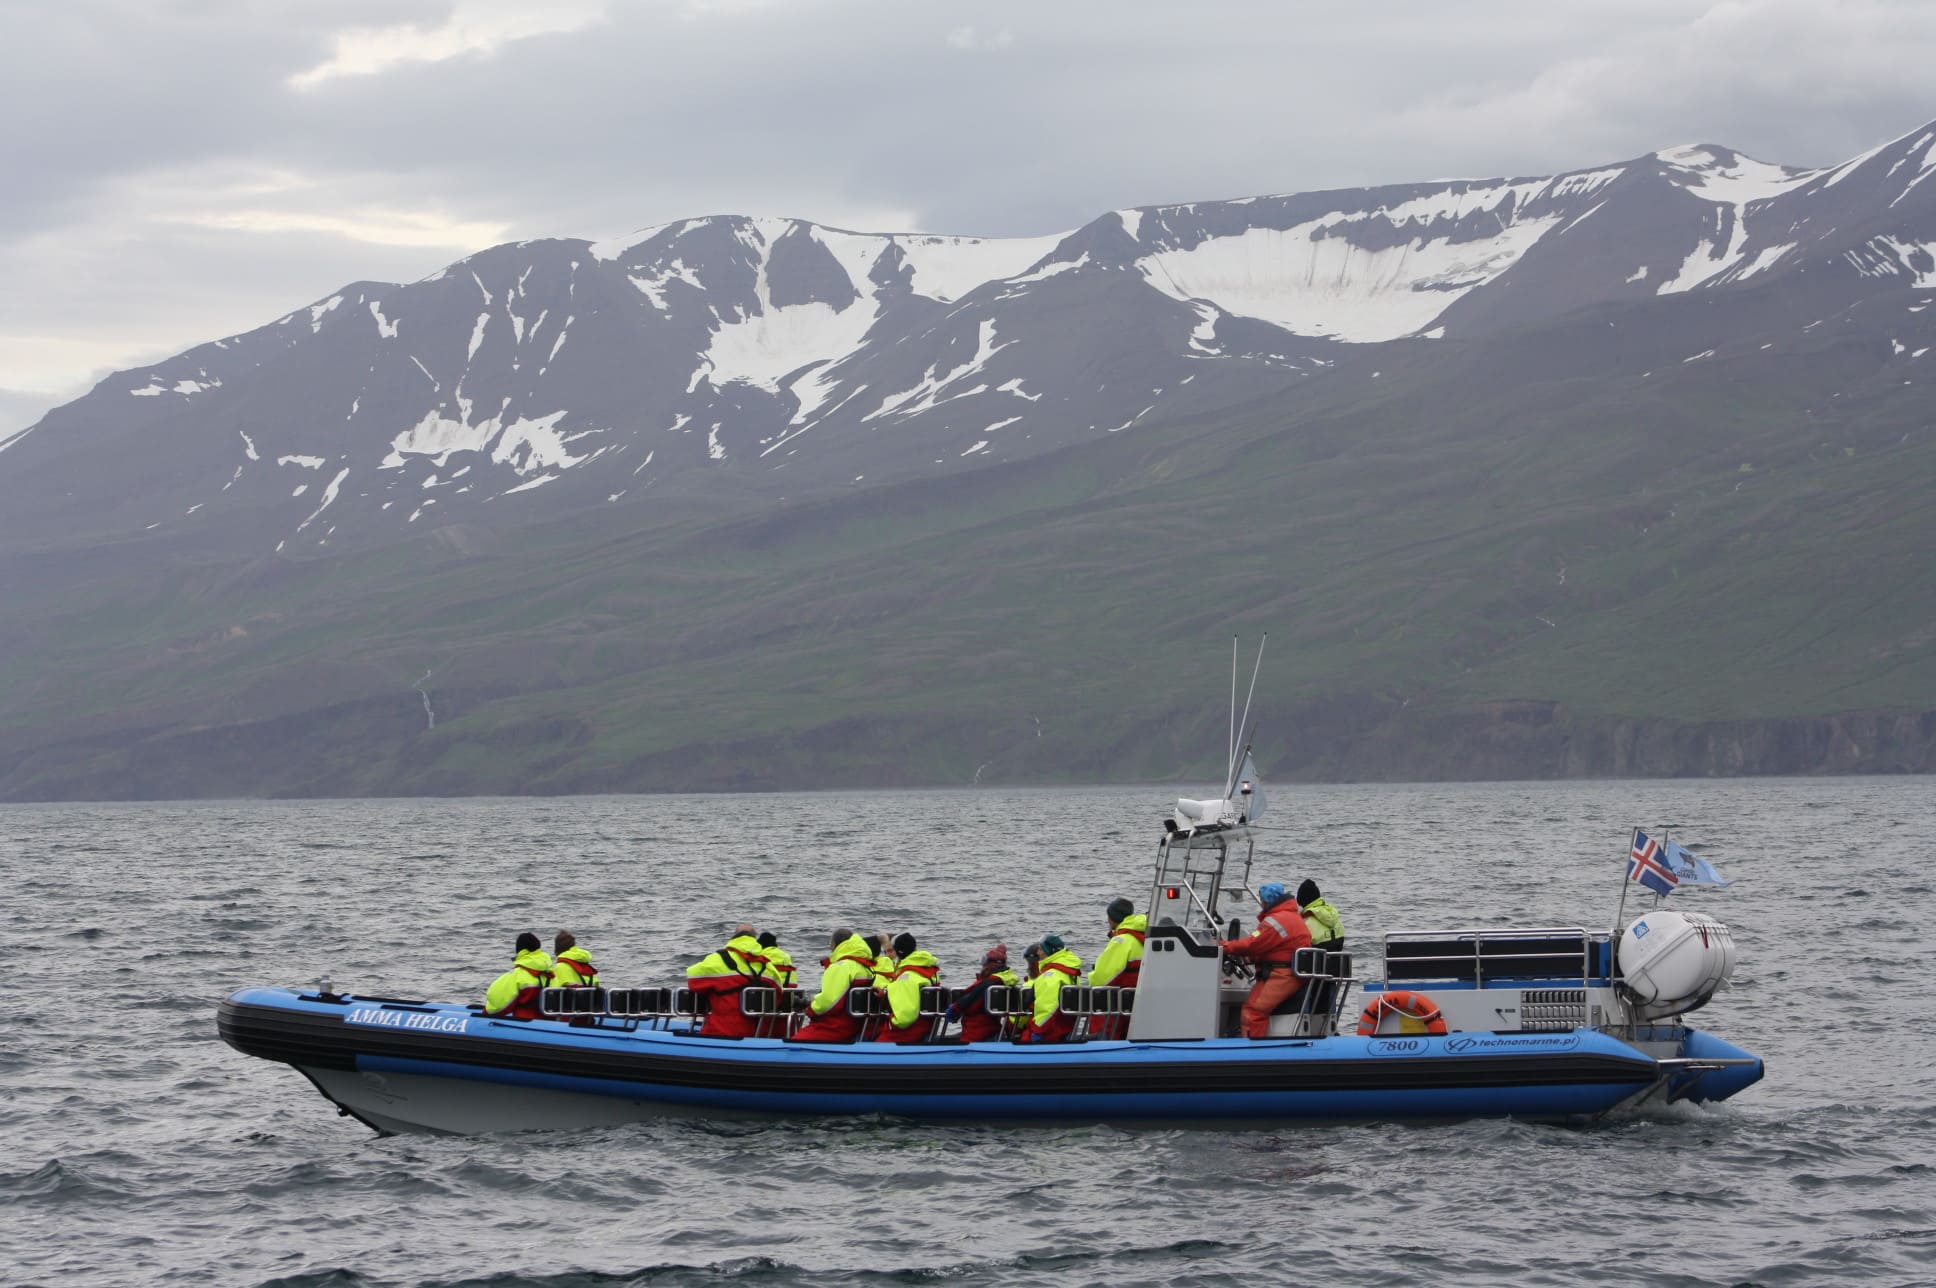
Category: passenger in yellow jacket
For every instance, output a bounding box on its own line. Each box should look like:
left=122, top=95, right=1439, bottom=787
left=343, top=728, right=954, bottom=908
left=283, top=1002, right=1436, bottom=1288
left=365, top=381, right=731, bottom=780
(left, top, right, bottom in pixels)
left=753, top=931, right=797, bottom=1037
left=789, top=931, right=875, bottom=1042
left=1088, top=898, right=1147, bottom=1039
left=483, top=932, right=554, bottom=1020
left=551, top=930, right=601, bottom=987
left=867, top=932, right=896, bottom=985
left=877, top=932, right=941, bottom=1044
left=686, top=925, right=773, bottom=1039
left=757, top=932, right=797, bottom=987
left=1016, top=935, right=1083, bottom=1043
left=1297, top=880, right=1345, bottom=948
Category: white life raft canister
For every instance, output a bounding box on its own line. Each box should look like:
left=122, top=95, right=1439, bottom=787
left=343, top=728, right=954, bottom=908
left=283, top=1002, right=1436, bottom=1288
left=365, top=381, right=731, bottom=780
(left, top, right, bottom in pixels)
left=1617, top=910, right=1736, bottom=1019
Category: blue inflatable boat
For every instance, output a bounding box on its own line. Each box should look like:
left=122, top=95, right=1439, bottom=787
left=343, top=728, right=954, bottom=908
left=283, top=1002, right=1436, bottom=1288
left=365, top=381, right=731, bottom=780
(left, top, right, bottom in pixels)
left=219, top=793, right=1763, bottom=1135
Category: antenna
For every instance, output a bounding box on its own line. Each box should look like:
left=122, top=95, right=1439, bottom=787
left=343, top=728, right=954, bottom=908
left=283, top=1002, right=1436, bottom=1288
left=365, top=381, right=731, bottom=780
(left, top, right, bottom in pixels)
left=1227, top=635, right=1238, bottom=787
left=1226, top=634, right=1268, bottom=797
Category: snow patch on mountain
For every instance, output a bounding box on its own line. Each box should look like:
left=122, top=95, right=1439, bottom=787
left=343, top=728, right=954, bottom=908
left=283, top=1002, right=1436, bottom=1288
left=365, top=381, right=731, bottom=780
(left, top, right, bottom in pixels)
left=131, top=373, right=223, bottom=397
left=384, top=408, right=496, bottom=467
left=1002, top=254, right=1090, bottom=291
left=1848, top=236, right=1936, bottom=286
left=309, top=296, right=343, bottom=333
left=295, top=466, right=349, bottom=533
left=369, top=301, right=400, bottom=338
left=382, top=404, right=593, bottom=476
left=865, top=319, right=1012, bottom=421
left=706, top=296, right=876, bottom=392
left=1654, top=146, right=1820, bottom=294
left=1657, top=145, right=1818, bottom=205
left=492, top=411, right=590, bottom=474
left=630, top=261, right=703, bottom=310
left=1139, top=213, right=1562, bottom=342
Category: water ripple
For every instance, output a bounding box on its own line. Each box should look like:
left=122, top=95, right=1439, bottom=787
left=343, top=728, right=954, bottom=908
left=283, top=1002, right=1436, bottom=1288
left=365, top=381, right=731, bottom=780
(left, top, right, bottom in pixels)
left=0, top=782, right=1931, bottom=1287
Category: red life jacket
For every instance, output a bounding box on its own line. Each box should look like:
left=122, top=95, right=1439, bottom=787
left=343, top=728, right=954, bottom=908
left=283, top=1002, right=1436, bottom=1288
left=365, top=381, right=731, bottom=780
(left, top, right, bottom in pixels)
left=554, top=957, right=598, bottom=987
left=787, top=954, right=876, bottom=1043
left=506, top=968, right=553, bottom=1020
left=952, top=972, right=1008, bottom=1042
left=1113, top=929, right=1147, bottom=987
left=877, top=963, right=940, bottom=1046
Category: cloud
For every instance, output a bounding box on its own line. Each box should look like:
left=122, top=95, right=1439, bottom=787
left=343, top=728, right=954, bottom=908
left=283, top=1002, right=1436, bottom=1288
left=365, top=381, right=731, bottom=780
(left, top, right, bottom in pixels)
left=289, top=0, right=608, bottom=90
left=945, top=25, right=1015, bottom=52
left=0, top=389, right=60, bottom=441
left=171, top=206, right=511, bottom=251
left=5, top=0, right=1936, bottom=410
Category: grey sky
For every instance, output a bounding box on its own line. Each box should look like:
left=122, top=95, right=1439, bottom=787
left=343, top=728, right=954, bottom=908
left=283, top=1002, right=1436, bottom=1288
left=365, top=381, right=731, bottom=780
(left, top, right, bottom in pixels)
left=4, top=0, right=1933, bottom=431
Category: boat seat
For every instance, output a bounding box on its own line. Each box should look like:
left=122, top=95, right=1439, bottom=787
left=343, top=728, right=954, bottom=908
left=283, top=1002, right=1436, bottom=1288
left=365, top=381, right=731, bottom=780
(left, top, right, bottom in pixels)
left=1384, top=933, right=1592, bottom=983
left=1282, top=949, right=1352, bottom=1020
left=844, top=989, right=893, bottom=1017
left=1058, top=985, right=1134, bottom=1017
left=601, top=987, right=674, bottom=1017
left=538, top=987, right=608, bottom=1018
left=739, top=987, right=801, bottom=1017
left=984, top=984, right=1036, bottom=1017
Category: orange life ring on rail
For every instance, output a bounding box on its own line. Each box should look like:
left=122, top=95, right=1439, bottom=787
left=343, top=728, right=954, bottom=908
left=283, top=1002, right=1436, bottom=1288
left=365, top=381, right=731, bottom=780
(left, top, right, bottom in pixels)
left=1356, top=990, right=1449, bottom=1037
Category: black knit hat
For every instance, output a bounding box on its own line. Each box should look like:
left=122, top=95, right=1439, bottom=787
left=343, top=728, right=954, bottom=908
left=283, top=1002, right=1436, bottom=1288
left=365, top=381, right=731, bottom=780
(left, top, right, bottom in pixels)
left=515, top=931, right=541, bottom=953
left=1106, top=896, right=1134, bottom=923
left=1297, top=879, right=1321, bottom=905
left=893, top=931, right=918, bottom=957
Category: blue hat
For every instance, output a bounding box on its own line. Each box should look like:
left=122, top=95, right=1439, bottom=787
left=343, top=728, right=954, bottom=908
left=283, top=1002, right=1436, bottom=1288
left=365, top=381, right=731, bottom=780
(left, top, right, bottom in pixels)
left=1258, top=882, right=1286, bottom=905
left=1040, top=934, right=1065, bottom=953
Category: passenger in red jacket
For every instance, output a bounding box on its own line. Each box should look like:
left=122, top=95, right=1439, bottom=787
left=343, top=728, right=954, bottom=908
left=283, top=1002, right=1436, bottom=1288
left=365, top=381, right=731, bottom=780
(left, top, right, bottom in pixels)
left=1220, top=882, right=1311, bottom=1038
left=946, top=944, right=1019, bottom=1042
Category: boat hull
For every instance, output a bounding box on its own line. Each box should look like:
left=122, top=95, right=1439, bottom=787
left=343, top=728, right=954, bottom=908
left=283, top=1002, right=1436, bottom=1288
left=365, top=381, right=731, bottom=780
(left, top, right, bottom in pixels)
left=220, top=988, right=1757, bottom=1135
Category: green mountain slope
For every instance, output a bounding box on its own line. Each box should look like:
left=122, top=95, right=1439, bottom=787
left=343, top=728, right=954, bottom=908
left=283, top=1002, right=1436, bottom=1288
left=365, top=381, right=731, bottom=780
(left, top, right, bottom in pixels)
left=3, top=282, right=1933, bottom=798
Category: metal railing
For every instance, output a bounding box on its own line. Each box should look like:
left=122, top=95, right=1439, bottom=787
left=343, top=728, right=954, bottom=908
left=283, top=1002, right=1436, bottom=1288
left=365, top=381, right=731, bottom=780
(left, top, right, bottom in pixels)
left=1380, top=926, right=1597, bottom=991
left=534, top=980, right=1146, bottom=1042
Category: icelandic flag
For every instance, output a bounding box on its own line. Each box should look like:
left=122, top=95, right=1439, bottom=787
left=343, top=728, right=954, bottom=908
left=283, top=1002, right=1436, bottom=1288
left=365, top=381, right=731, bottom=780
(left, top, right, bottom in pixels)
left=1628, top=829, right=1679, bottom=896
left=1663, top=839, right=1732, bottom=888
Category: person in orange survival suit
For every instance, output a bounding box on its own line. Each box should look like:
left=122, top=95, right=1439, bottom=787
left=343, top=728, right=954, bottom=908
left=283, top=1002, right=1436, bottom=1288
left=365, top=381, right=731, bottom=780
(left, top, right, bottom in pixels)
left=685, top=923, right=775, bottom=1038
left=1220, top=882, right=1311, bottom=1039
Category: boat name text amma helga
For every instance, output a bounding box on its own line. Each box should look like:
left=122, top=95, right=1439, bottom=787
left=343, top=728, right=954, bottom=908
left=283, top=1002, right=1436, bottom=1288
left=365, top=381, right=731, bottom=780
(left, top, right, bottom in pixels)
left=346, top=1008, right=470, bottom=1033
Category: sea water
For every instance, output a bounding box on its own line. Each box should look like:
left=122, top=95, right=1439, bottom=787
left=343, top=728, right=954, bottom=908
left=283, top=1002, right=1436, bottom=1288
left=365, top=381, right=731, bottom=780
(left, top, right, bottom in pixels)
left=1, top=780, right=1931, bottom=1286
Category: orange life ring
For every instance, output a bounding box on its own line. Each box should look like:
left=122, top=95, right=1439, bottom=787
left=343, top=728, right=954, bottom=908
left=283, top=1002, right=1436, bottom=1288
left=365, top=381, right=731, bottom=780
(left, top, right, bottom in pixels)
left=1356, top=990, right=1449, bottom=1037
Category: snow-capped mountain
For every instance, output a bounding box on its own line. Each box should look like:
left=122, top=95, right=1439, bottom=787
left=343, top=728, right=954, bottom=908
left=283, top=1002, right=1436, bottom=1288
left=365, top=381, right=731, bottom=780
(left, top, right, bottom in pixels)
left=4, top=118, right=1936, bottom=557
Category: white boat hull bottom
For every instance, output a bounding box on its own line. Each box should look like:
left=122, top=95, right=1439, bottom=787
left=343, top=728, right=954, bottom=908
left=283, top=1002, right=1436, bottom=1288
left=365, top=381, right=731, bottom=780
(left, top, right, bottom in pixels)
left=299, top=1066, right=707, bottom=1136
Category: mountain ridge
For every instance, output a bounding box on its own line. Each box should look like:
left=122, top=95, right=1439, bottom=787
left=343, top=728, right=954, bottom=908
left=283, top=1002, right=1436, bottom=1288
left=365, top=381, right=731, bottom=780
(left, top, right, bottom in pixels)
left=3, top=117, right=1935, bottom=798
